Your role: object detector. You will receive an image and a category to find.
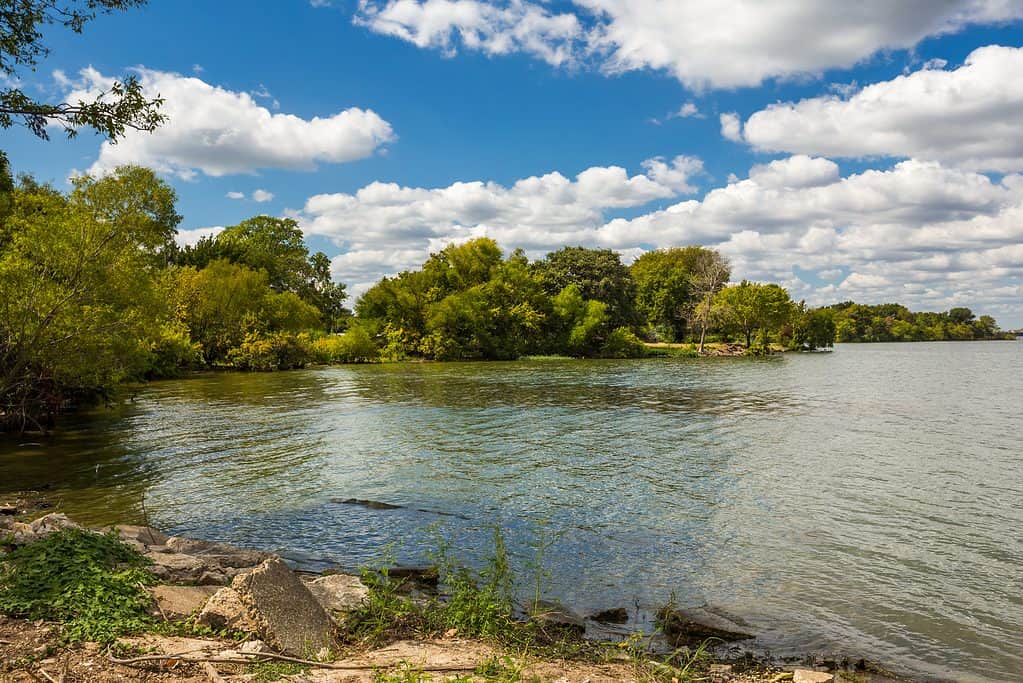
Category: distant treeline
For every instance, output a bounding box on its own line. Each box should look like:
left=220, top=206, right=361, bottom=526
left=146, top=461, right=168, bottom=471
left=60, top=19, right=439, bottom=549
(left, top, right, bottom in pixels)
left=823, top=302, right=1010, bottom=343
left=0, top=161, right=1008, bottom=431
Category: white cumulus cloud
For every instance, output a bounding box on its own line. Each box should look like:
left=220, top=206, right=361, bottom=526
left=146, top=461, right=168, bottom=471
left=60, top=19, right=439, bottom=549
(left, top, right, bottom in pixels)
left=352, top=0, right=1023, bottom=89
left=740, top=45, right=1023, bottom=172
left=63, top=67, right=395, bottom=179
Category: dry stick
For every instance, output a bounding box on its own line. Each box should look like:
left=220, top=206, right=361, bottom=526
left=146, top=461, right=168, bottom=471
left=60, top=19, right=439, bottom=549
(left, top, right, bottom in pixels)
left=36, top=670, right=57, bottom=683
left=109, top=651, right=474, bottom=672
left=201, top=661, right=225, bottom=683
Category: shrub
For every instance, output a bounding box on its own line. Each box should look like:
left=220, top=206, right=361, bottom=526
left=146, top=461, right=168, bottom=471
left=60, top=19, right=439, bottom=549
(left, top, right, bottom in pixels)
left=229, top=331, right=313, bottom=370
left=310, top=327, right=380, bottom=364
left=0, top=528, right=156, bottom=643
left=599, top=327, right=647, bottom=358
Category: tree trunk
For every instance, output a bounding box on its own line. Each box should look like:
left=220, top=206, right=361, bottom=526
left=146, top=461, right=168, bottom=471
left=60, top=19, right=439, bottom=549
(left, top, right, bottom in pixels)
left=698, top=324, right=707, bottom=354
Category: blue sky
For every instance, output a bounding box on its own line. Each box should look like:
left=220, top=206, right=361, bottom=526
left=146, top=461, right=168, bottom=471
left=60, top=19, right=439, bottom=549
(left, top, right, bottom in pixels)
left=6, top=1, right=1023, bottom=326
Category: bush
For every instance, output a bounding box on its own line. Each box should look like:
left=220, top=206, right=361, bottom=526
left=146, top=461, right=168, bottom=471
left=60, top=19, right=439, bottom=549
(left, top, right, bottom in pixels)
left=0, top=528, right=156, bottom=642
left=310, top=327, right=380, bottom=364
left=229, top=331, right=313, bottom=370
left=599, top=327, right=647, bottom=358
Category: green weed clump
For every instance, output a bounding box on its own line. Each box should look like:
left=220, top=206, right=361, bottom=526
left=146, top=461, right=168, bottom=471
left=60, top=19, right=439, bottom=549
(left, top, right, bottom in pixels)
left=0, top=528, right=156, bottom=643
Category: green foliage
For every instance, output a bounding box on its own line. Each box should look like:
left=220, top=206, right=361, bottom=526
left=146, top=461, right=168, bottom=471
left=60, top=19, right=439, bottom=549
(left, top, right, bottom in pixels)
left=0, top=528, right=156, bottom=642
left=712, top=281, right=795, bottom=349
left=174, top=215, right=349, bottom=332
left=552, top=284, right=608, bottom=356
left=0, top=1, right=164, bottom=140
left=228, top=331, right=313, bottom=371
left=534, top=246, right=639, bottom=330
left=0, top=168, right=179, bottom=429
left=630, top=247, right=729, bottom=342
left=310, top=327, right=380, bottom=363
left=792, top=306, right=836, bottom=350
left=824, top=301, right=1006, bottom=342
left=599, top=327, right=647, bottom=359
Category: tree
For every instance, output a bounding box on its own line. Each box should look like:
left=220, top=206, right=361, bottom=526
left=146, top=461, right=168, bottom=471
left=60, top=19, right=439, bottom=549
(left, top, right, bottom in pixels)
left=792, top=305, right=836, bottom=350
left=712, top=281, right=794, bottom=349
left=535, top=246, right=639, bottom=330
left=176, top=215, right=348, bottom=332
left=1, top=0, right=165, bottom=140
left=0, top=169, right=177, bottom=430
left=629, top=249, right=692, bottom=341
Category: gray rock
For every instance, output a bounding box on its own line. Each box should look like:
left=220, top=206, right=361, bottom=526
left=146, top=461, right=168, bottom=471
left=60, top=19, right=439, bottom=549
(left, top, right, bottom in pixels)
left=163, top=536, right=272, bottom=569
left=145, top=551, right=207, bottom=583
left=305, top=574, right=370, bottom=613
left=112, top=524, right=170, bottom=547
left=656, top=606, right=754, bottom=646
left=529, top=600, right=586, bottom=636
left=232, top=558, right=334, bottom=657
left=150, top=585, right=219, bottom=620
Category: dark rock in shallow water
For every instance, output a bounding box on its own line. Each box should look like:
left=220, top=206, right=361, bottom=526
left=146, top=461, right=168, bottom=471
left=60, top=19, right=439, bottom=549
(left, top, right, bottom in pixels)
left=656, top=606, right=754, bottom=646
left=387, top=565, right=439, bottom=587
left=334, top=498, right=404, bottom=510
left=590, top=607, right=629, bottom=624
left=529, top=600, right=586, bottom=636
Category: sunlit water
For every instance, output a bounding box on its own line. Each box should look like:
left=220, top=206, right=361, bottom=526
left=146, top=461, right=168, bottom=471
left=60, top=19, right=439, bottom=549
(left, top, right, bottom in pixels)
left=2, top=342, right=1022, bottom=681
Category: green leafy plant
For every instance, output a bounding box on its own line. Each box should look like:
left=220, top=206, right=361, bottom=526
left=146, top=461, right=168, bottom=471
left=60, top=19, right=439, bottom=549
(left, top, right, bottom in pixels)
left=0, top=528, right=156, bottom=642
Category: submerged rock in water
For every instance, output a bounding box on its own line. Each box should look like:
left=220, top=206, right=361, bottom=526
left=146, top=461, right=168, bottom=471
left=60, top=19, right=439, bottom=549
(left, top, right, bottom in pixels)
left=529, top=600, right=586, bottom=636
left=590, top=607, right=629, bottom=624
left=656, top=605, right=754, bottom=646
left=333, top=498, right=404, bottom=510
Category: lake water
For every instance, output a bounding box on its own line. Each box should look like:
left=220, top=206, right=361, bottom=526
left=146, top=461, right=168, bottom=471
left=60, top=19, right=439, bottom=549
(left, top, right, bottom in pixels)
left=2, top=341, right=1021, bottom=681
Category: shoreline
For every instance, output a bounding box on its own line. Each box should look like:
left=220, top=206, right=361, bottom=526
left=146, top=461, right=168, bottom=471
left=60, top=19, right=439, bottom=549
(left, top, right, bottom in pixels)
left=1, top=501, right=917, bottom=683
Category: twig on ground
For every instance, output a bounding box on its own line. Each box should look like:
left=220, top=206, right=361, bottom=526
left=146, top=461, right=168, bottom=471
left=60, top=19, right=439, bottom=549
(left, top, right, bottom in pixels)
left=109, top=650, right=474, bottom=672
left=201, top=661, right=225, bottom=683
left=36, top=670, right=57, bottom=683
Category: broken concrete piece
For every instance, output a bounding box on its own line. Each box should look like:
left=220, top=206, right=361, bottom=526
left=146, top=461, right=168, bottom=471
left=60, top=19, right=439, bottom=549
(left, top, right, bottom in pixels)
left=231, top=558, right=334, bottom=657
left=197, top=587, right=261, bottom=633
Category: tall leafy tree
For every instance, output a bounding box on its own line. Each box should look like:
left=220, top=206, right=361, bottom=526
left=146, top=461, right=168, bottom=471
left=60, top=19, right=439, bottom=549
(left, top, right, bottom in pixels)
left=712, top=281, right=794, bottom=349
left=534, top=246, right=639, bottom=330
left=1, top=0, right=164, bottom=140
left=0, top=169, right=177, bottom=430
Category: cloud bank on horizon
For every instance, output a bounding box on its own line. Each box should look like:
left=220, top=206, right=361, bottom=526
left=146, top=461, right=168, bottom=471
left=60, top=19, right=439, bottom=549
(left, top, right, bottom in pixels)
left=43, top=0, right=1023, bottom=326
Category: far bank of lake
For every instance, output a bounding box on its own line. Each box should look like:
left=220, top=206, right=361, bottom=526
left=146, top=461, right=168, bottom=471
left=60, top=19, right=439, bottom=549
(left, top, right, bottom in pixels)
left=1, top=340, right=1021, bottom=681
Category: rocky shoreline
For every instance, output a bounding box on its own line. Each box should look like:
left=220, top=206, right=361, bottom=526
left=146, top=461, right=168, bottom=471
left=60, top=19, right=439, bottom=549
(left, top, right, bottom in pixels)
left=1, top=504, right=911, bottom=683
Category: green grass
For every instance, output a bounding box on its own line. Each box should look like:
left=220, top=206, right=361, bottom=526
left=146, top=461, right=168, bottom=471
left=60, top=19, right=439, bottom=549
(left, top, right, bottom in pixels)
left=0, top=528, right=157, bottom=643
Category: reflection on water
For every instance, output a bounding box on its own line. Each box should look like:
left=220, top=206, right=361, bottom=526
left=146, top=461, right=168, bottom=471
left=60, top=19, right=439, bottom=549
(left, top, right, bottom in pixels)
left=2, top=342, right=1022, bottom=682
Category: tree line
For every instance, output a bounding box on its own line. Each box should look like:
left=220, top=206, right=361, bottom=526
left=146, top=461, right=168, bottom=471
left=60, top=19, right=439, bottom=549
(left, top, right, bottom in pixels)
left=0, top=162, right=1009, bottom=431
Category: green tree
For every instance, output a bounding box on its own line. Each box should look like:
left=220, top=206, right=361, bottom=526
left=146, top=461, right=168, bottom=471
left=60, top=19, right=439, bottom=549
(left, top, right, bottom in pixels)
left=792, top=305, right=836, bottom=350
left=0, top=170, right=175, bottom=430
left=552, top=284, right=608, bottom=356
left=535, top=246, right=639, bottom=330
left=0, top=0, right=164, bottom=140
left=712, top=281, right=794, bottom=349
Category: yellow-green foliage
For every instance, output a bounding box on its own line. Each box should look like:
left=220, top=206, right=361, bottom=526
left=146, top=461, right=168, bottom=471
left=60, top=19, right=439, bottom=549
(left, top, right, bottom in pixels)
left=229, top=331, right=313, bottom=371
left=310, top=327, right=380, bottom=364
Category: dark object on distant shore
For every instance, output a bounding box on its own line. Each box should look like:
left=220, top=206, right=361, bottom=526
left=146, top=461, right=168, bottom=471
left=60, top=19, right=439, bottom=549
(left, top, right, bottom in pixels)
left=590, top=607, right=629, bottom=624
left=333, top=498, right=404, bottom=510
left=656, top=605, right=754, bottom=646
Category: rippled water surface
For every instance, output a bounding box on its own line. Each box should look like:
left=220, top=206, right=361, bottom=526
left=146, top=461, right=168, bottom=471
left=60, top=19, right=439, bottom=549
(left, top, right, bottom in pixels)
left=2, top=342, right=1022, bottom=681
